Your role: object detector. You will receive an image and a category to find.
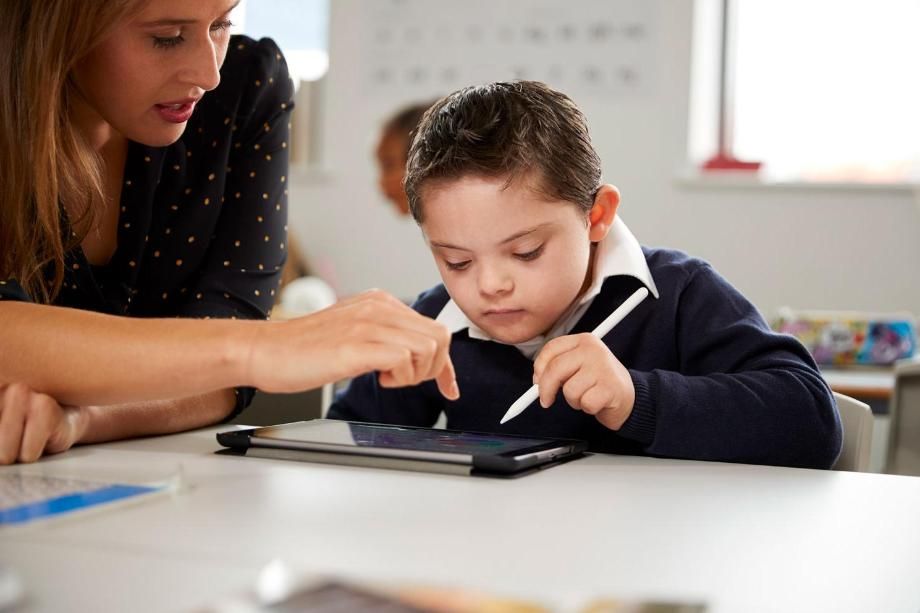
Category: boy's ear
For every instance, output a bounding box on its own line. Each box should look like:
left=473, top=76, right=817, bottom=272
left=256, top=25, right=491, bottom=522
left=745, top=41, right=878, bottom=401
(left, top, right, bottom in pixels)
left=588, top=184, right=620, bottom=242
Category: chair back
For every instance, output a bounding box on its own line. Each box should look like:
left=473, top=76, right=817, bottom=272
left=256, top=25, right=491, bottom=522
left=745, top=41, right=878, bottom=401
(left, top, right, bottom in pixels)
left=831, top=392, right=873, bottom=472
left=886, top=359, right=920, bottom=476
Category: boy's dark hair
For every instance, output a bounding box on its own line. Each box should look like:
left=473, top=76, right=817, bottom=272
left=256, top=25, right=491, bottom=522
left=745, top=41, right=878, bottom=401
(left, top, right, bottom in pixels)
left=382, top=101, right=437, bottom=159
left=405, top=81, right=602, bottom=223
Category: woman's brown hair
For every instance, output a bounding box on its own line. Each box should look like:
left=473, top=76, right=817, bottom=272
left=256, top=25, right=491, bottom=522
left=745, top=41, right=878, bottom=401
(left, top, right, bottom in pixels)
left=0, top=0, right=143, bottom=302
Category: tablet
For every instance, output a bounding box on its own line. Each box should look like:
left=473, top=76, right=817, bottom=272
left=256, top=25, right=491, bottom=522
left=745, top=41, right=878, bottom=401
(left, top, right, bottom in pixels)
left=216, top=419, right=587, bottom=477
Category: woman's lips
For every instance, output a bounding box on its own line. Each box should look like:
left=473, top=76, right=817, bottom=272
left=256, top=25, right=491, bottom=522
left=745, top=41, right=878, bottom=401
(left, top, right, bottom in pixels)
left=154, top=101, right=196, bottom=123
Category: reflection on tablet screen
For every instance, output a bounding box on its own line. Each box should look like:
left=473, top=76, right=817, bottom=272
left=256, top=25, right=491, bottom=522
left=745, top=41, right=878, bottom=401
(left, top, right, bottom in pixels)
left=255, top=421, right=552, bottom=456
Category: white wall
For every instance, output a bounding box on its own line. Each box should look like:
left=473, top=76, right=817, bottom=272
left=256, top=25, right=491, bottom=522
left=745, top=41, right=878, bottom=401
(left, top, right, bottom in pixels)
left=287, top=0, right=920, bottom=317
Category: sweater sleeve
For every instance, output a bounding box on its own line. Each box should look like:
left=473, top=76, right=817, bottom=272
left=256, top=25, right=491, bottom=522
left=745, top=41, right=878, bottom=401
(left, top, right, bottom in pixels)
left=327, top=373, right=444, bottom=427
left=177, top=37, right=294, bottom=321
left=618, top=263, right=842, bottom=469
left=0, top=279, right=31, bottom=302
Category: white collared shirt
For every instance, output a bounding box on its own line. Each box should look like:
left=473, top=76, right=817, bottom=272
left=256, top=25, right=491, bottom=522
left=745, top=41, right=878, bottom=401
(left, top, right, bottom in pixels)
left=435, top=217, right=660, bottom=359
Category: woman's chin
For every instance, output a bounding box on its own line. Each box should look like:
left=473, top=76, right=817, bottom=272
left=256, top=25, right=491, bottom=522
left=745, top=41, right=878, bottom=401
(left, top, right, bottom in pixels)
left=134, top=126, right=187, bottom=148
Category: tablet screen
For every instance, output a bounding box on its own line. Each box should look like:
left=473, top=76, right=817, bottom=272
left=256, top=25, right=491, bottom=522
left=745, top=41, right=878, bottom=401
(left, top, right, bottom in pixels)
left=253, top=421, right=554, bottom=456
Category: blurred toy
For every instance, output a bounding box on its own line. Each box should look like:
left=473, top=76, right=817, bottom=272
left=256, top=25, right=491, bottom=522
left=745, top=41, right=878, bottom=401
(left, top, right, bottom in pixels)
left=774, top=309, right=916, bottom=366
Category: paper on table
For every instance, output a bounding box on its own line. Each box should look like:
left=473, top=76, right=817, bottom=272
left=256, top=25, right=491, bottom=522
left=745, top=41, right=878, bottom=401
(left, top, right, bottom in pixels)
left=0, top=469, right=183, bottom=527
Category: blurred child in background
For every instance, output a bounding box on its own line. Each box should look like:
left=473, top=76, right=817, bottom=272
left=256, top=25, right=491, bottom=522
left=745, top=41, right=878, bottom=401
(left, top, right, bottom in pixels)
left=375, top=101, right=436, bottom=216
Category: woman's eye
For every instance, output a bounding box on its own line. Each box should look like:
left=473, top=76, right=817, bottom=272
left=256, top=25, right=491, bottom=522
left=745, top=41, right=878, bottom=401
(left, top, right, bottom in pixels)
left=210, top=19, right=233, bottom=33
left=514, top=245, right=544, bottom=261
left=153, top=34, right=184, bottom=49
left=445, top=260, right=471, bottom=271
left=151, top=18, right=232, bottom=49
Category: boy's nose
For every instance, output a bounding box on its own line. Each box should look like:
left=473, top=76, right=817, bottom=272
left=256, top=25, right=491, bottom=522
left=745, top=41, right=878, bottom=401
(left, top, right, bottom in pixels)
left=478, top=266, right=513, bottom=296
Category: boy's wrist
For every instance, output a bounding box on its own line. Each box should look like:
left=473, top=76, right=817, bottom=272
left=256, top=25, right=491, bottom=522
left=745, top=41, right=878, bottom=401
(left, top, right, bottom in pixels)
left=595, top=377, right=636, bottom=431
left=615, top=371, right=657, bottom=445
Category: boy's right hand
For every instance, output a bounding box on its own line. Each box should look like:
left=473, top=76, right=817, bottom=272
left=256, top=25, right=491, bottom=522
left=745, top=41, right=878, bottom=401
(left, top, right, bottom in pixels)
left=245, top=290, right=459, bottom=400
left=532, top=332, right=635, bottom=431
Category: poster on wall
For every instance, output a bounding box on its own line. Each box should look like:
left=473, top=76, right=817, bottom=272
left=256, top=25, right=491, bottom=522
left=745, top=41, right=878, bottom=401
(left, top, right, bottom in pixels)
left=358, top=0, right=655, bottom=100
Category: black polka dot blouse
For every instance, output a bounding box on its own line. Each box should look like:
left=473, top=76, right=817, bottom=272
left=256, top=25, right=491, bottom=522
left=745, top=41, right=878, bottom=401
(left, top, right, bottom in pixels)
left=0, top=35, right=295, bottom=415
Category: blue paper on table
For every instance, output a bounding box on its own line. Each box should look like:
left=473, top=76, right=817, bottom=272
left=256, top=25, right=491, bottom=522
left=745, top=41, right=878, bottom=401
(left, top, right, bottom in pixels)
left=0, top=474, right=162, bottom=527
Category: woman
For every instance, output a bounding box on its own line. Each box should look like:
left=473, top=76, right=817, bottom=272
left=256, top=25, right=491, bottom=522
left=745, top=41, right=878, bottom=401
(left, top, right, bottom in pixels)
left=0, top=0, right=458, bottom=464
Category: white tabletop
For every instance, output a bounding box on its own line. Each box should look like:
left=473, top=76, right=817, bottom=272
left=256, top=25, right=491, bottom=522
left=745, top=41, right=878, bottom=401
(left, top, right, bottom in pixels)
left=821, top=367, right=896, bottom=398
left=3, top=427, right=920, bottom=613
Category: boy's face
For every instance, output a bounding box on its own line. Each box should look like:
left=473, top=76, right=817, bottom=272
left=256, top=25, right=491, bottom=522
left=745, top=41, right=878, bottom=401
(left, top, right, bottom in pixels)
left=420, top=174, right=611, bottom=345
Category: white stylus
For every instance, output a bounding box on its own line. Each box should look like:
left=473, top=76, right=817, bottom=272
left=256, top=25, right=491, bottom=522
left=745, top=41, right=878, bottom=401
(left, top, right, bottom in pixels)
left=499, top=286, right=650, bottom=425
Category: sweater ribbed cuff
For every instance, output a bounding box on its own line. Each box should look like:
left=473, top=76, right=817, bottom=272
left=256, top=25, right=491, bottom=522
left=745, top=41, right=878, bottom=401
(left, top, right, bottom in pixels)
left=618, top=371, right=657, bottom=446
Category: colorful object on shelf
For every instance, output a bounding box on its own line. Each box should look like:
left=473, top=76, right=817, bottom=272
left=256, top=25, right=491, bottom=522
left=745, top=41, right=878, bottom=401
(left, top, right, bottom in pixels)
left=774, top=309, right=916, bottom=366
left=701, top=152, right=762, bottom=172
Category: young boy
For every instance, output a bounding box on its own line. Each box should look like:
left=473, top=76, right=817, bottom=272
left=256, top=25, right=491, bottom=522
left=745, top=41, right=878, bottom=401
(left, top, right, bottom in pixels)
left=329, top=81, right=842, bottom=469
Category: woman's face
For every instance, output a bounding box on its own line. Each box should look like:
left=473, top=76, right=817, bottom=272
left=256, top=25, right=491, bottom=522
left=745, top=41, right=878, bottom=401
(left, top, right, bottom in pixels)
left=71, top=0, right=239, bottom=147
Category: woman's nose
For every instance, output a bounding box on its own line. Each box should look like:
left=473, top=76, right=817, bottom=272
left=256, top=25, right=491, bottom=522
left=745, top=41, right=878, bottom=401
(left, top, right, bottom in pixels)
left=178, top=39, right=222, bottom=92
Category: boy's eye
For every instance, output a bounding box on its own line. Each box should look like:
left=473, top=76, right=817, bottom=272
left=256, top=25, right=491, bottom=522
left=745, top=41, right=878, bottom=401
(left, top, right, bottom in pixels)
left=514, top=245, right=544, bottom=261
left=445, top=260, right=471, bottom=271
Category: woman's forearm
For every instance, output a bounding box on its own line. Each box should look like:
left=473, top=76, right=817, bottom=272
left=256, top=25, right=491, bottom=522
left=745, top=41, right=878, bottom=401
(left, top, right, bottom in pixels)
left=1, top=290, right=459, bottom=413
left=0, top=384, right=237, bottom=465
left=78, top=388, right=238, bottom=444
left=0, top=301, right=256, bottom=406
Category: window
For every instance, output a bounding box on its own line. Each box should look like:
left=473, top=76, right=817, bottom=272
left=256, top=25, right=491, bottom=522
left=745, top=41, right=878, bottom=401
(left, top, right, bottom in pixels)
left=232, top=0, right=330, bottom=84
left=692, top=0, right=920, bottom=184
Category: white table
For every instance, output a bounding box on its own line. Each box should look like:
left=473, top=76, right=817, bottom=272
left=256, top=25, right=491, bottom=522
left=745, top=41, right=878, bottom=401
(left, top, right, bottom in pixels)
left=821, top=367, right=896, bottom=401
left=3, top=427, right=920, bottom=613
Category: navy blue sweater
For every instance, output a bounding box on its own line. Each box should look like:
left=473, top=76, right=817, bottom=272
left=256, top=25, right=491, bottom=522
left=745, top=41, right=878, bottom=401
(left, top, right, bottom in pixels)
left=329, top=248, right=842, bottom=469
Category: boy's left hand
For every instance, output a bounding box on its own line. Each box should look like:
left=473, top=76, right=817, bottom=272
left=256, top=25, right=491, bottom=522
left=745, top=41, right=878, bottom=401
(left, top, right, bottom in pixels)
left=533, top=333, right=635, bottom=430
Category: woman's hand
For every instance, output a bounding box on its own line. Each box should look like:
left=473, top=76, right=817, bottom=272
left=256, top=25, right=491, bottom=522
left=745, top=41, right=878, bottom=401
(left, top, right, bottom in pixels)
left=533, top=333, right=635, bottom=430
left=0, top=383, right=87, bottom=464
left=245, top=290, right=459, bottom=399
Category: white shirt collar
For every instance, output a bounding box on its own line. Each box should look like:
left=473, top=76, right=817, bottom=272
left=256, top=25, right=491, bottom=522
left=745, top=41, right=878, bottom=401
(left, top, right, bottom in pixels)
left=435, top=217, right=659, bottom=358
